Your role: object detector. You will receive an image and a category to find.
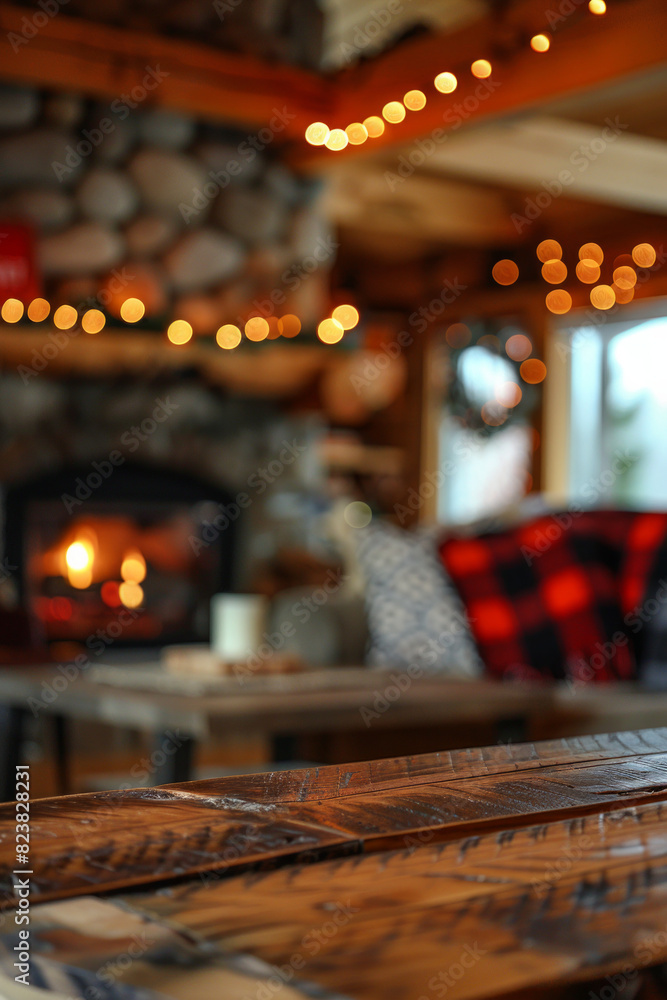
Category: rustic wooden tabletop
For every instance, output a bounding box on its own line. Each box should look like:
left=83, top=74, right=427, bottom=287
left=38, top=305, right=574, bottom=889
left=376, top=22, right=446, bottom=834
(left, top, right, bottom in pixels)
left=2, top=728, right=667, bottom=999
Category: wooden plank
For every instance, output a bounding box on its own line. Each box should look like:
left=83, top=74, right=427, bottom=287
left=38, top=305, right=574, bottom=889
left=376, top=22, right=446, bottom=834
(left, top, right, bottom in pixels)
left=122, top=798, right=667, bottom=1000
left=2, top=729, right=667, bottom=905
left=0, top=2, right=328, bottom=135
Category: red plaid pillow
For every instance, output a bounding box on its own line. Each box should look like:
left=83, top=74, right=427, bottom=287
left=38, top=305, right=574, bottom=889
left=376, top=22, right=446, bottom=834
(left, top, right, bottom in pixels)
left=438, top=512, right=637, bottom=684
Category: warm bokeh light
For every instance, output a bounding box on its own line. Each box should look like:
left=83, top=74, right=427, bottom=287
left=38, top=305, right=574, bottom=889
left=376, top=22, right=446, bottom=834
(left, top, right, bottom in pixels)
left=66, top=541, right=91, bottom=572
left=530, top=33, right=551, bottom=52
left=332, top=304, right=359, bottom=330
left=27, top=298, right=50, bottom=322
left=576, top=259, right=601, bottom=284
left=612, top=283, right=635, bottom=305
left=545, top=289, right=573, bottom=315
left=382, top=101, right=406, bottom=124
left=245, top=317, right=270, bottom=341
left=541, top=259, right=567, bottom=284
left=317, top=318, right=344, bottom=344
left=505, top=333, right=532, bottom=362
left=81, top=309, right=106, bottom=334
left=495, top=381, right=522, bottom=408
left=346, top=122, right=368, bottom=145
left=325, top=128, right=348, bottom=151
left=216, top=324, right=242, bottom=349
left=54, top=304, right=78, bottom=330
left=266, top=317, right=281, bottom=340
left=536, top=239, right=562, bottom=263
left=612, top=266, right=637, bottom=290
left=1, top=298, right=24, bottom=323
left=434, top=72, right=457, bottom=94
left=520, top=359, right=547, bottom=384
left=613, top=253, right=634, bottom=270
left=344, top=501, right=372, bottom=528
left=445, top=323, right=471, bottom=349
left=404, top=90, right=426, bottom=111
left=492, top=259, right=519, bottom=285
left=121, top=550, right=146, bottom=584
left=590, top=284, right=616, bottom=310
left=120, top=297, right=145, bottom=323
left=167, top=319, right=193, bottom=344
left=471, top=59, right=492, bottom=79
left=481, top=402, right=507, bottom=427
left=579, top=242, right=604, bottom=264
left=278, top=314, right=301, bottom=338
left=363, top=116, right=385, bottom=138
left=305, top=122, right=330, bottom=146
left=632, top=243, right=656, bottom=267
left=119, top=581, right=144, bottom=609
left=589, top=0, right=606, bottom=13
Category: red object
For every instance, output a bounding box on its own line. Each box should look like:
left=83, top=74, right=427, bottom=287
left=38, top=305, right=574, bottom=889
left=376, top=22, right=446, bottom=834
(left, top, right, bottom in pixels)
left=0, top=222, right=41, bottom=304
left=438, top=510, right=651, bottom=684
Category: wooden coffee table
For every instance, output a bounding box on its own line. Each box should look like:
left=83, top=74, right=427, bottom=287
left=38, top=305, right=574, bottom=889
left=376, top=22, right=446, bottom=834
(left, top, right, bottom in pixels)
left=2, top=728, right=667, bottom=998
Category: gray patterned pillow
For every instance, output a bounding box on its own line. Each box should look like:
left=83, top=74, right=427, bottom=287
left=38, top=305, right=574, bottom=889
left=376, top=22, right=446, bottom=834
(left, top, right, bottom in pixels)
left=356, top=521, right=483, bottom=677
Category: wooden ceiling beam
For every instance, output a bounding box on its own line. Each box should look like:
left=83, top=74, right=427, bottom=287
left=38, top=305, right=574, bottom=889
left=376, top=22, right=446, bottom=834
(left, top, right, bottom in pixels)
left=299, top=0, right=667, bottom=164
left=0, top=2, right=330, bottom=138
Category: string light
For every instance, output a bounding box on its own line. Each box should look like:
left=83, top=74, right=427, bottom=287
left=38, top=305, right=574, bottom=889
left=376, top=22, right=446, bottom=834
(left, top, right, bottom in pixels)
left=590, top=284, right=616, bottom=310
left=245, top=317, right=270, bottom=341
left=520, top=359, right=547, bottom=384
left=530, top=34, right=551, bottom=52
left=305, top=122, right=330, bottom=146
left=216, top=324, right=242, bottom=349
left=434, top=72, right=457, bottom=94
left=325, top=128, right=348, bottom=151
left=579, top=242, right=604, bottom=265
left=317, top=318, right=344, bottom=344
left=346, top=122, right=368, bottom=145
left=119, top=298, right=145, bottom=323
left=404, top=90, right=426, bottom=111
left=576, top=259, right=600, bottom=284
left=537, top=239, right=563, bottom=262
left=53, top=305, right=77, bottom=330
left=382, top=101, right=406, bottom=124
left=81, top=309, right=106, bottom=334
left=331, top=304, right=359, bottom=330
left=27, top=298, right=50, bottom=322
left=505, top=334, right=532, bottom=362
left=278, top=314, right=301, bottom=338
left=1, top=298, right=24, bottom=323
left=471, top=59, right=492, bottom=79
left=492, top=260, right=519, bottom=285
left=589, top=0, right=606, bottom=13
left=541, top=259, right=567, bottom=284
left=545, top=290, right=572, bottom=315
left=167, top=319, right=193, bottom=344
left=363, top=116, right=385, bottom=138
left=632, top=243, right=656, bottom=267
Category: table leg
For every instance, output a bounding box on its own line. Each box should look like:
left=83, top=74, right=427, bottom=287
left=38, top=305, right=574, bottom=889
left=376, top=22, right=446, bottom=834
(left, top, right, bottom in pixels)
left=153, top=731, right=195, bottom=785
left=0, top=705, right=28, bottom=802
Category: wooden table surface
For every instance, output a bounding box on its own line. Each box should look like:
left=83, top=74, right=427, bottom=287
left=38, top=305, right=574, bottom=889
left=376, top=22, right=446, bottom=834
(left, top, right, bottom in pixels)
left=2, top=728, right=667, bottom=999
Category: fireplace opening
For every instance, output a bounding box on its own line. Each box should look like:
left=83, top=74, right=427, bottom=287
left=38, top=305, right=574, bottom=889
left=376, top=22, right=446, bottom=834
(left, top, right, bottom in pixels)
left=4, top=463, right=236, bottom=650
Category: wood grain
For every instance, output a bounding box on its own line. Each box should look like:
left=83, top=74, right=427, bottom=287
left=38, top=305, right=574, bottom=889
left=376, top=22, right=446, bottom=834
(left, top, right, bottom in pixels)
left=1, top=729, right=666, bottom=905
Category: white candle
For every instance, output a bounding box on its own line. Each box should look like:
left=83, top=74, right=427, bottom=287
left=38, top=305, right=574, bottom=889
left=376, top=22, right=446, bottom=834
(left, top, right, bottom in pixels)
left=210, top=593, right=268, bottom=660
